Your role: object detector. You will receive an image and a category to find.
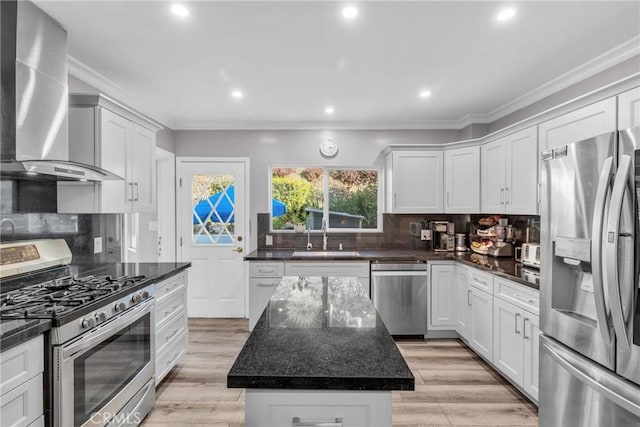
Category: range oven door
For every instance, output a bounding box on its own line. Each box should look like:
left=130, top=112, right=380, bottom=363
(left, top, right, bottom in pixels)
left=53, top=298, right=156, bottom=427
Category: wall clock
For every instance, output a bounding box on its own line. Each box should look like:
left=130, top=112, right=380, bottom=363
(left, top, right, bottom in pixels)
left=320, top=138, right=339, bottom=157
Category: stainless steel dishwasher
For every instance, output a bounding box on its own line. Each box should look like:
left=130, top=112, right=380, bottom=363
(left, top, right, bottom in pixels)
left=370, top=261, right=428, bottom=336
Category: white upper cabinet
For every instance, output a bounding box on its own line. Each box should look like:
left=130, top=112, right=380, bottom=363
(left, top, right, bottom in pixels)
left=481, top=127, right=538, bottom=214
left=386, top=150, right=443, bottom=213
left=538, top=97, right=617, bottom=151
left=444, top=146, right=479, bottom=213
left=617, top=87, right=640, bottom=129
left=58, top=95, right=161, bottom=213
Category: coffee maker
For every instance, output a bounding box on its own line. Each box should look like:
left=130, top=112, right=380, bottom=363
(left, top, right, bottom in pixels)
left=430, top=221, right=455, bottom=252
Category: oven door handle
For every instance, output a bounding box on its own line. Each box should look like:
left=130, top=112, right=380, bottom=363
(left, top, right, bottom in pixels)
left=63, top=298, right=154, bottom=359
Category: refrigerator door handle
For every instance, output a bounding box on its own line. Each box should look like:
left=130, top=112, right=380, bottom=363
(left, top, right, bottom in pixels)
left=604, top=154, right=633, bottom=351
left=542, top=337, right=640, bottom=416
left=592, top=156, right=614, bottom=343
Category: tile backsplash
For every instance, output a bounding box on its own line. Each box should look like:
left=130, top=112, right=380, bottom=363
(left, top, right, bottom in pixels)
left=257, top=213, right=540, bottom=250
left=0, top=213, right=123, bottom=263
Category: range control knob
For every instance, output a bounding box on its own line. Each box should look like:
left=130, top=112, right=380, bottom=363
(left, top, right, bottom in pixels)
left=131, top=293, right=143, bottom=304
left=81, top=317, right=96, bottom=329
left=94, top=311, right=108, bottom=323
left=140, top=290, right=150, bottom=300
left=114, top=301, right=127, bottom=313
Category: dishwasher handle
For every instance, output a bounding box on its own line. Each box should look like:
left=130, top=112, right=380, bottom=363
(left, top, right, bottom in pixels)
left=372, top=270, right=427, bottom=277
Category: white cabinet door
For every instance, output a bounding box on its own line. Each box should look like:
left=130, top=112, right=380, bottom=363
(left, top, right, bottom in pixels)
left=538, top=97, right=617, bottom=151
left=469, top=285, right=493, bottom=361
left=249, top=278, right=281, bottom=331
left=131, top=125, right=156, bottom=212
left=480, top=139, right=506, bottom=213
left=493, top=298, right=524, bottom=386
left=444, top=146, right=480, bottom=213
left=99, top=108, right=132, bottom=213
left=455, top=265, right=471, bottom=340
left=523, top=312, right=541, bottom=402
left=429, top=264, right=457, bottom=330
left=618, top=87, right=640, bottom=129
left=387, top=151, right=443, bottom=213
left=505, top=126, right=538, bottom=214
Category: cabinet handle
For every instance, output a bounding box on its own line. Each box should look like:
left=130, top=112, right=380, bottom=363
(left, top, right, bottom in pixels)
left=447, top=191, right=451, bottom=207
left=393, top=192, right=397, bottom=209
left=128, top=183, right=135, bottom=201
left=505, top=187, right=509, bottom=205
left=134, top=182, right=139, bottom=201
left=166, top=328, right=180, bottom=342
left=500, top=188, right=504, bottom=205
left=292, top=417, right=343, bottom=427
left=467, top=289, right=472, bottom=306
left=256, top=282, right=278, bottom=287
left=515, top=312, right=521, bottom=334
left=523, top=317, right=529, bottom=340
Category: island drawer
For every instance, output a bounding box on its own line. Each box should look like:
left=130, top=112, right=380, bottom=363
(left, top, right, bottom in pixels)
left=250, top=262, right=284, bottom=277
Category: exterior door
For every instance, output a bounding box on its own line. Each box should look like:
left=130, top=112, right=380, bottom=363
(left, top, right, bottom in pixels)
left=177, top=158, right=249, bottom=318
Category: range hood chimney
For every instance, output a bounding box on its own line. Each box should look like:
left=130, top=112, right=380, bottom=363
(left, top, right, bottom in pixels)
left=0, top=0, right=121, bottom=182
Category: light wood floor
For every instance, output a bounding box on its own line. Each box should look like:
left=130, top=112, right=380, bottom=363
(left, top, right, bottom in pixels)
left=142, top=318, right=538, bottom=427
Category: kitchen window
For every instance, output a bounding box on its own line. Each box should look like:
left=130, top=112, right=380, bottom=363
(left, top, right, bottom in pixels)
left=270, top=167, right=382, bottom=232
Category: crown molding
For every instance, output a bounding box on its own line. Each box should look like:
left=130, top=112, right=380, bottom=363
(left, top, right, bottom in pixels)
left=485, top=35, right=640, bottom=123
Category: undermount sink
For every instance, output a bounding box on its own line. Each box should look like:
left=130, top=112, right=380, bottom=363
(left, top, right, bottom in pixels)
left=291, top=251, right=361, bottom=257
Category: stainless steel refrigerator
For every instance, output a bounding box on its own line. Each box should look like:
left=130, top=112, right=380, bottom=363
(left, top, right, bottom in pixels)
left=540, top=127, right=640, bottom=426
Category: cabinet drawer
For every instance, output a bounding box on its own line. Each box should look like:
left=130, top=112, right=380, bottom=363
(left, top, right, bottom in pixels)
left=0, top=336, right=44, bottom=396
left=284, top=262, right=369, bottom=278
left=250, top=262, right=284, bottom=277
left=156, top=290, right=185, bottom=329
left=156, top=309, right=188, bottom=356
left=469, top=268, right=494, bottom=294
left=156, top=272, right=187, bottom=303
left=495, top=278, right=539, bottom=315
left=156, top=330, right=188, bottom=385
left=0, top=374, right=43, bottom=427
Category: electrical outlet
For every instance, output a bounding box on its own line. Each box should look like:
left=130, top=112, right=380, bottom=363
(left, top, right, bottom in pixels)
left=94, top=237, right=103, bottom=254
left=265, top=235, right=273, bottom=246
left=421, top=229, right=431, bottom=241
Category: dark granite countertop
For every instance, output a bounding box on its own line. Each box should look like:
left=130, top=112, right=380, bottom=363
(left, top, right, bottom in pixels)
left=1, top=262, right=191, bottom=352
left=228, top=276, right=415, bottom=391
left=245, top=249, right=540, bottom=290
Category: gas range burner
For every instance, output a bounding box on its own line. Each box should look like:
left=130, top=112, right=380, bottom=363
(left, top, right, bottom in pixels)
left=0, top=273, right=148, bottom=321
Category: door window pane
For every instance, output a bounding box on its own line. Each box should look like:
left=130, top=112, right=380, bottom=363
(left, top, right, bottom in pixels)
left=192, top=174, right=235, bottom=244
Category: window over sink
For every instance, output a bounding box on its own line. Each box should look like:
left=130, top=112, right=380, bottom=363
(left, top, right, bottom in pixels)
left=270, top=167, right=382, bottom=232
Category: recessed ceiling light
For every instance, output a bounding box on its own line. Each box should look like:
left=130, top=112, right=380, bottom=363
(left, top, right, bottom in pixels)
left=419, top=90, right=431, bottom=98
left=342, top=6, right=359, bottom=19
left=496, top=8, right=516, bottom=21
left=325, top=106, right=335, bottom=115
left=231, top=90, right=243, bottom=99
left=171, top=4, right=189, bottom=18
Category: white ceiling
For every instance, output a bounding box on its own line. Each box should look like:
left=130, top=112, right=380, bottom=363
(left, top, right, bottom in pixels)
left=34, top=1, right=640, bottom=130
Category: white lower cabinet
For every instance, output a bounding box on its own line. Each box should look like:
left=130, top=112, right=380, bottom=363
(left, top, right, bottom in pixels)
left=455, top=265, right=471, bottom=340
left=428, top=263, right=457, bottom=330
left=0, top=336, right=44, bottom=427
left=248, top=262, right=284, bottom=331
left=492, top=277, right=540, bottom=403
left=245, top=389, right=391, bottom=427
left=469, top=284, right=493, bottom=362
left=155, top=271, right=189, bottom=385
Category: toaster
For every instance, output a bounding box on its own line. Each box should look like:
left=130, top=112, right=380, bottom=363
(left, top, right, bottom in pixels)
left=518, top=243, right=540, bottom=268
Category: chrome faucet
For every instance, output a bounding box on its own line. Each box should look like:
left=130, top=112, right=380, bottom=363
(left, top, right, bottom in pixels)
left=321, top=217, right=328, bottom=250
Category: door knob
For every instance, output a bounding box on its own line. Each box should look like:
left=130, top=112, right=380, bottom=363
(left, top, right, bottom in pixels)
left=233, top=247, right=243, bottom=253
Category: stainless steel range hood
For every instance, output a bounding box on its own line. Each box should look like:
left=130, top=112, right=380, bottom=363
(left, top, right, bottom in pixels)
left=0, top=0, right=122, bottom=181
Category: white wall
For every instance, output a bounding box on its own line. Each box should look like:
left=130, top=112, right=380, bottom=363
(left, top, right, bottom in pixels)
left=174, top=129, right=460, bottom=250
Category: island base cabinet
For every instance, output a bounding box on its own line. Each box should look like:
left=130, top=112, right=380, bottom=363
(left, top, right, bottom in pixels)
left=245, top=389, right=392, bottom=427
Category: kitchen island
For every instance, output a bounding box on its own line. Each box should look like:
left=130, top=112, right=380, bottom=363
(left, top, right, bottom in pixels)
left=227, top=276, right=414, bottom=426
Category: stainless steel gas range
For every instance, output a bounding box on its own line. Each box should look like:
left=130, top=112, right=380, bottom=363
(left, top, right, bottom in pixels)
left=0, top=239, right=155, bottom=427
